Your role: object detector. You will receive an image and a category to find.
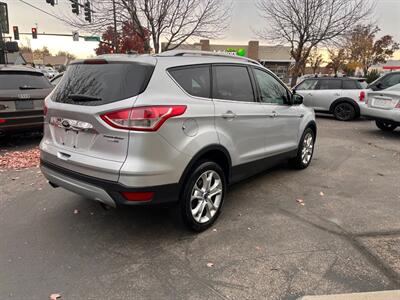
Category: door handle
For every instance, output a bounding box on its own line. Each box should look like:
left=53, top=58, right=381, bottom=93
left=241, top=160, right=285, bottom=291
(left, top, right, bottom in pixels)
left=57, top=151, right=71, bottom=161
left=307, top=93, right=313, bottom=96
left=334, top=93, right=340, bottom=96
left=221, top=111, right=237, bottom=119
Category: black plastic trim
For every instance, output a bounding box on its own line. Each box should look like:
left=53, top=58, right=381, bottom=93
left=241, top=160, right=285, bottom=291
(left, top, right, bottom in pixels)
left=230, top=150, right=297, bottom=184
left=40, top=159, right=180, bottom=206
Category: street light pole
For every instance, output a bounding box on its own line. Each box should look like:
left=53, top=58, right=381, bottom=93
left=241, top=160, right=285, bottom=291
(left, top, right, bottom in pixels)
left=112, top=0, right=118, bottom=53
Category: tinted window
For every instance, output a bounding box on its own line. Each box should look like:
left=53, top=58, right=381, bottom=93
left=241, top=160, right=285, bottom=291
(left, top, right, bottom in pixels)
left=342, top=80, right=360, bottom=90
left=318, top=79, right=342, bottom=90
left=213, top=65, right=254, bottom=102
left=254, top=69, right=289, bottom=105
left=382, top=73, right=400, bottom=88
left=0, top=72, right=52, bottom=90
left=169, top=65, right=210, bottom=98
left=296, top=79, right=318, bottom=90
left=52, top=62, right=154, bottom=106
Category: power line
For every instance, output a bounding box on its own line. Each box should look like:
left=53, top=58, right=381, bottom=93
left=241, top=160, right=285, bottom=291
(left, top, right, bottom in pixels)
left=16, top=0, right=67, bottom=24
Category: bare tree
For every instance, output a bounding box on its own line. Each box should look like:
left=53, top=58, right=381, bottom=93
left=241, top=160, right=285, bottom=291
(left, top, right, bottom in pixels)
left=307, top=48, right=324, bottom=74
left=255, top=0, right=371, bottom=86
left=63, top=0, right=231, bottom=53
left=326, top=47, right=347, bottom=76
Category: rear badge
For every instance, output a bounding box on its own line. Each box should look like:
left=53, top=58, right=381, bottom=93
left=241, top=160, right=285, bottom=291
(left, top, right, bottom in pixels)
left=50, top=117, right=94, bottom=132
left=104, top=135, right=124, bottom=143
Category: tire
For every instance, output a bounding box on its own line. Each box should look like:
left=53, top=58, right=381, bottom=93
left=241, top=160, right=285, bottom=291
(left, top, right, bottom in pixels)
left=375, top=120, right=397, bottom=132
left=290, top=128, right=315, bottom=170
left=179, top=161, right=226, bottom=232
left=333, top=102, right=356, bottom=121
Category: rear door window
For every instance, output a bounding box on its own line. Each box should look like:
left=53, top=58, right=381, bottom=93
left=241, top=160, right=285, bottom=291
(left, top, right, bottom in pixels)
left=0, top=72, right=52, bottom=90
left=296, top=79, right=318, bottom=90
left=168, top=65, right=210, bottom=98
left=318, top=79, right=342, bottom=90
left=52, top=62, right=154, bottom=106
left=343, top=80, right=360, bottom=89
left=212, top=65, right=255, bottom=102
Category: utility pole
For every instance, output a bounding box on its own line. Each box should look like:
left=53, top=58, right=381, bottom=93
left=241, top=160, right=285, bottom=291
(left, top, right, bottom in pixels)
left=112, top=0, right=118, bottom=53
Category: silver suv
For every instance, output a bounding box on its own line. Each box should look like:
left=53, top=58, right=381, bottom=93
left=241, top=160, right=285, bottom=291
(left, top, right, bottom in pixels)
left=40, top=51, right=316, bottom=231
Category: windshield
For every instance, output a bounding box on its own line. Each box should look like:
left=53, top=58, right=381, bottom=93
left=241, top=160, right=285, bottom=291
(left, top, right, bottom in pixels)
left=0, top=72, right=52, bottom=90
left=52, top=62, right=155, bottom=106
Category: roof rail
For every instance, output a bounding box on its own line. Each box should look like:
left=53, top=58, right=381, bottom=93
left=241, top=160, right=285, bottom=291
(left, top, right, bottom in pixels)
left=157, top=50, right=262, bottom=66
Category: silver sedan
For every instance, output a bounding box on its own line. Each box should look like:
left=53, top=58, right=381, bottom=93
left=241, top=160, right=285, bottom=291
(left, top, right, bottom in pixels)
left=361, top=84, right=400, bottom=131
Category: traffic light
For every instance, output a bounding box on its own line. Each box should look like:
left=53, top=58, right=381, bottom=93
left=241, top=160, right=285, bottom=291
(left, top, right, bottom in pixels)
left=31, top=27, right=37, bottom=39
left=46, top=0, right=55, bottom=6
left=71, top=0, right=79, bottom=15
left=13, top=26, right=19, bottom=40
left=84, top=1, right=91, bottom=23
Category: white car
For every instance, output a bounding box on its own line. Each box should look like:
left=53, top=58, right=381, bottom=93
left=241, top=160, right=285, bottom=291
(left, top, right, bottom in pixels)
left=361, top=83, right=400, bottom=131
left=294, top=77, right=366, bottom=121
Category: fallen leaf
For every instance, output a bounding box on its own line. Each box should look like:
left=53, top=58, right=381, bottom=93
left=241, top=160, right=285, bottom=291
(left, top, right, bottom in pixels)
left=296, top=199, right=305, bottom=206
left=206, top=262, right=214, bottom=267
left=255, top=246, right=261, bottom=250
left=73, top=209, right=79, bottom=214
left=212, top=228, right=217, bottom=232
left=247, top=227, right=251, bottom=231
left=0, top=147, right=40, bottom=170
left=50, top=293, right=61, bottom=300
left=320, top=192, right=325, bottom=196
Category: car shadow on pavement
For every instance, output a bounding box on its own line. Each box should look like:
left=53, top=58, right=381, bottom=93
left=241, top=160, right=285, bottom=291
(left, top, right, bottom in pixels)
left=0, top=131, right=43, bottom=151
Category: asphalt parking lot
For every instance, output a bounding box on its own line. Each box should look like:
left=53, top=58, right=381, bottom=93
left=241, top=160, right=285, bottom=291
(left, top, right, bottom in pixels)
left=0, top=117, right=399, bottom=300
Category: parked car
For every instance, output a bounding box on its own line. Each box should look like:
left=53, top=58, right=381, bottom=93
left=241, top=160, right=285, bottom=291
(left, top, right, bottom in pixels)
left=294, top=77, right=365, bottom=121
left=40, top=51, right=316, bottom=231
left=361, top=83, right=400, bottom=131
left=50, top=72, right=63, bottom=86
left=0, top=66, right=53, bottom=136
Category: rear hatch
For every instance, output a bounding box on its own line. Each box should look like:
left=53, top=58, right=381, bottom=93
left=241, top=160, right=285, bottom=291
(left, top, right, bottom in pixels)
left=41, top=57, right=156, bottom=181
left=367, top=91, right=400, bottom=110
left=0, top=71, right=52, bottom=116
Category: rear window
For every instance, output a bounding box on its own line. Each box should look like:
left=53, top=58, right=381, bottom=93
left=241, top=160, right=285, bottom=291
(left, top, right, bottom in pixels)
left=342, top=80, right=360, bottom=90
left=52, top=62, right=154, bottom=106
left=318, top=79, right=342, bottom=90
left=169, top=65, right=210, bottom=98
left=0, top=72, right=52, bottom=90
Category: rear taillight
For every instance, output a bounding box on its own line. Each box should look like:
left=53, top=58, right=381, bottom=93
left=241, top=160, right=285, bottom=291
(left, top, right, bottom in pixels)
left=359, top=91, right=366, bottom=102
left=0, top=119, right=6, bottom=124
left=100, top=105, right=187, bottom=131
left=43, top=104, right=48, bottom=116
left=395, top=101, right=400, bottom=109
left=121, top=192, right=154, bottom=202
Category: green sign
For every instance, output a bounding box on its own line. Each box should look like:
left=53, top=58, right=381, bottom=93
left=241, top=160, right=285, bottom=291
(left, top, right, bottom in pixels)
left=84, top=36, right=101, bottom=42
left=225, top=48, right=246, bottom=57
left=0, top=2, right=9, bottom=34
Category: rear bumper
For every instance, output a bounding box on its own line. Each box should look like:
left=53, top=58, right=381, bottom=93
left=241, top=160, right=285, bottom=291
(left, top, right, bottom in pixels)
left=361, top=105, right=400, bottom=124
left=0, top=111, right=44, bottom=134
left=40, top=159, right=181, bottom=207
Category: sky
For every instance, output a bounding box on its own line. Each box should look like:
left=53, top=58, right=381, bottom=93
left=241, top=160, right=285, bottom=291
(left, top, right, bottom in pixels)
left=2, top=0, right=400, bottom=58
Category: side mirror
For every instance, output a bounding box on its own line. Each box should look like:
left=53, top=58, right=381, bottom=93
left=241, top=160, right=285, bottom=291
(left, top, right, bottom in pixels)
left=292, top=93, right=303, bottom=105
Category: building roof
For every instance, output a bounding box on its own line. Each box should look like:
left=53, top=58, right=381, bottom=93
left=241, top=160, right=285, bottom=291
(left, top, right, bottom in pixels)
left=43, top=55, right=69, bottom=66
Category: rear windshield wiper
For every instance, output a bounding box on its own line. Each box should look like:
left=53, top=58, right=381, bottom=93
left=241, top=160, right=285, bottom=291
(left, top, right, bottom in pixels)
left=68, top=94, right=102, bottom=102
left=19, top=86, right=42, bottom=90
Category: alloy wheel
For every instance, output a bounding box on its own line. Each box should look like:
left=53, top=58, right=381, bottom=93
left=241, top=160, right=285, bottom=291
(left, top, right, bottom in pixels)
left=190, top=170, right=223, bottom=224
left=301, top=132, right=314, bottom=165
